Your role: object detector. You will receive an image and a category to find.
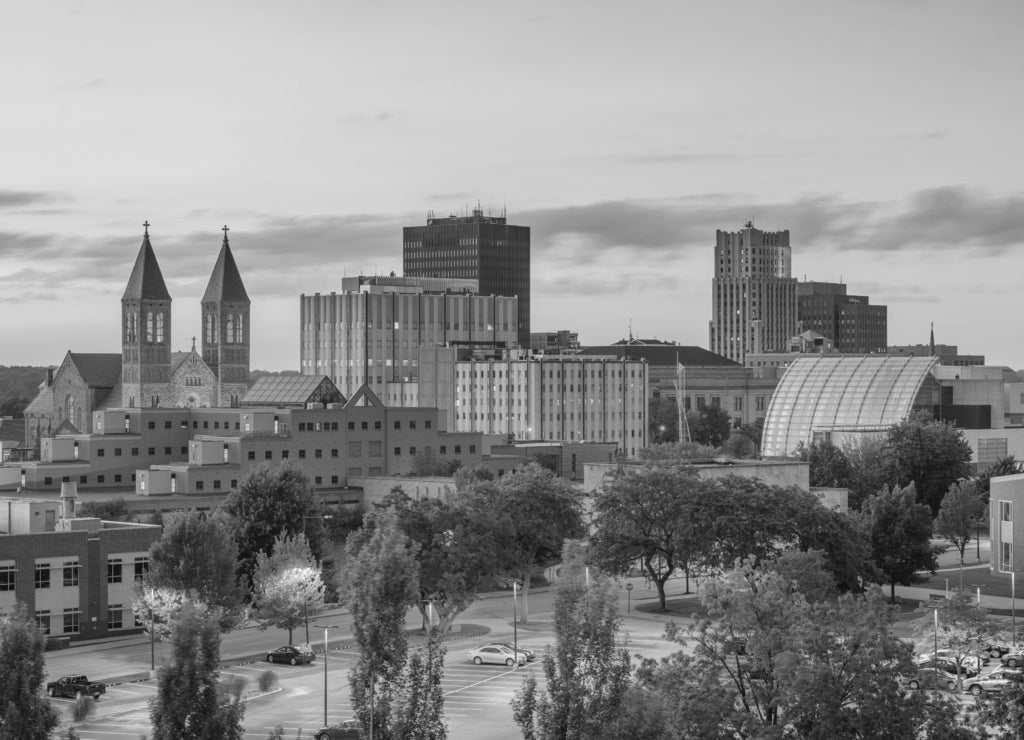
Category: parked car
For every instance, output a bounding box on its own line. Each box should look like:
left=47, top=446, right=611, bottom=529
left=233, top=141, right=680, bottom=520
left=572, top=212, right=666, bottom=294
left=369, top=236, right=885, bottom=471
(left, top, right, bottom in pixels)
left=1002, top=651, right=1024, bottom=668
left=46, top=675, right=106, bottom=700
left=984, top=643, right=1011, bottom=659
left=313, top=719, right=361, bottom=739
left=466, top=643, right=529, bottom=666
left=915, top=658, right=978, bottom=679
left=495, top=642, right=536, bottom=662
left=964, top=667, right=1021, bottom=696
left=266, top=645, right=315, bottom=665
left=916, top=650, right=983, bottom=673
left=903, top=670, right=955, bottom=691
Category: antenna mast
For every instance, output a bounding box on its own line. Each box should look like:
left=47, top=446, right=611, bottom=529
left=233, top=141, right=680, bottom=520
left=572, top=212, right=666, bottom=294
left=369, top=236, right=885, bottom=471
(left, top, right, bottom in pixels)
left=674, top=357, right=691, bottom=444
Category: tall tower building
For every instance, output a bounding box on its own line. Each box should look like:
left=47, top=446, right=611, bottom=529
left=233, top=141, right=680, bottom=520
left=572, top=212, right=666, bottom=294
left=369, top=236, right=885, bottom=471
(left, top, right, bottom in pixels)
left=797, top=281, right=887, bottom=353
left=201, top=226, right=251, bottom=407
left=121, top=223, right=173, bottom=408
left=403, top=206, right=530, bottom=347
left=709, top=222, right=797, bottom=364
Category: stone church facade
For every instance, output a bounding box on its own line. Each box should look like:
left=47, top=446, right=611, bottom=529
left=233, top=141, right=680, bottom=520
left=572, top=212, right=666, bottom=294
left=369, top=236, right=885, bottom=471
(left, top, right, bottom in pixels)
left=24, top=224, right=252, bottom=449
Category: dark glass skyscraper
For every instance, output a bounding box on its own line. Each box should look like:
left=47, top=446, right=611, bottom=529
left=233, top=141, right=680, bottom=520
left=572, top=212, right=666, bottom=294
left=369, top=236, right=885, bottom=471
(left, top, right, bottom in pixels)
left=403, top=207, right=530, bottom=347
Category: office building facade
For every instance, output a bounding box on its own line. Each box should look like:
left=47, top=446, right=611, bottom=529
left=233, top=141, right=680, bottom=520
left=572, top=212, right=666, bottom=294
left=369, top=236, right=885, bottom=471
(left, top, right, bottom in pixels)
left=403, top=207, right=530, bottom=347
left=709, top=222, right=798, bottom=365
left=797, top=281, right=887, bottom=353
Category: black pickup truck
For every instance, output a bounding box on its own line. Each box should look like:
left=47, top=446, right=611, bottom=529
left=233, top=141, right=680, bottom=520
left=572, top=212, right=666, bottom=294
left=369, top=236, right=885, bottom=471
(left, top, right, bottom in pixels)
left=46, top=675, right=106, bottom=700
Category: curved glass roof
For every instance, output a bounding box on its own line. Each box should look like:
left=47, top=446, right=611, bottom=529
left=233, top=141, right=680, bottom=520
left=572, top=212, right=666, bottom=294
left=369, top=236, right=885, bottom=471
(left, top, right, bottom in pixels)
left=761, top=355, right=938, bottom=457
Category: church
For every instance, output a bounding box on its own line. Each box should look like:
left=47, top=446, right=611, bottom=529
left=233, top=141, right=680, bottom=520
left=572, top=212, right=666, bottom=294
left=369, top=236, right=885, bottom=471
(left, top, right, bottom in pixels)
left=24, top=224, right=252, bottom=449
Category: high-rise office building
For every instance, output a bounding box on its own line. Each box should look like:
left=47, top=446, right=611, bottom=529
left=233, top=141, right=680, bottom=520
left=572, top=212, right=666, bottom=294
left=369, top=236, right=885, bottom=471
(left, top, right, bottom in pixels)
left=709, top=222, right=798, bottom=364
left=797, top=281, right=887, bottom=353
left=403, top=207, right=530, bottom=347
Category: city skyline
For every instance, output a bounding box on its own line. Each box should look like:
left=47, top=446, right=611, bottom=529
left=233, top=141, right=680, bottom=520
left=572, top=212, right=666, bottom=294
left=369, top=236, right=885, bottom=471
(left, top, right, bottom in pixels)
left=2, top=1, right=1022, bottom=370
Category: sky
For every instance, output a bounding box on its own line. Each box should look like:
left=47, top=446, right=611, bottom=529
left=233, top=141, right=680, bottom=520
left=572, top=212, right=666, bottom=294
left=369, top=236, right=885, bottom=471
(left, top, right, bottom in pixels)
left=2, top=1, right=1022, bottom=372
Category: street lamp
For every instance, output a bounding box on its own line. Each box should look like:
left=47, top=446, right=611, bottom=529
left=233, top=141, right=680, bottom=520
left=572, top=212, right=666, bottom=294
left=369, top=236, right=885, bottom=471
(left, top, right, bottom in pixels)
left=513, top=580, right=519, bottom=670
left=314, top=623, right=342, bottom=729
left=625, top=582, right=633, bottom=614
left=933, top=607, right=940, bottom=694
left=148, top=591, right=156, bottom=680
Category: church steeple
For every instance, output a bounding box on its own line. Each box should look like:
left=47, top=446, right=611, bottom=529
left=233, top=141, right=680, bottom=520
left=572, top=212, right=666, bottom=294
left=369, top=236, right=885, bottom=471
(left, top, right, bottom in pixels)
left=201, top=226, right=251, bottom=407
left=121, top=222, right=172, bottom=408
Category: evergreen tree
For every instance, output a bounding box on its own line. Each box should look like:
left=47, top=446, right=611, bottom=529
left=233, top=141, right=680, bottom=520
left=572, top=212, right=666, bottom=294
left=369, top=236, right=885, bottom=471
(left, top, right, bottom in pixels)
left=0, top=603, right=59, bottom=740
left=149, top=604, right=245, bottom=740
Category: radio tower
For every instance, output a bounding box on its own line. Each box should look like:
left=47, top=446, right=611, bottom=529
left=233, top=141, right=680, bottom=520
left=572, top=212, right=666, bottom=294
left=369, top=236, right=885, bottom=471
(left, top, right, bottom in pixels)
left=673, top=358, right=691, bottom=443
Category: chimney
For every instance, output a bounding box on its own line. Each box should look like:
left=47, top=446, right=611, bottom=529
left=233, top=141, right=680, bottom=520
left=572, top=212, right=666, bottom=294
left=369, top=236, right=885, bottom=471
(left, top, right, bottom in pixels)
left=46, top=367, right=55, bottom=386
left=60, top=480, right=78, bottom=520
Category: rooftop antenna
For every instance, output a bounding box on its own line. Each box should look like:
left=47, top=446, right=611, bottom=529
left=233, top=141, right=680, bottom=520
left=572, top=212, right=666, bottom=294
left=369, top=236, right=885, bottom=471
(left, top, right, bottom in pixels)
left=674, top=356, right=691, bottom=444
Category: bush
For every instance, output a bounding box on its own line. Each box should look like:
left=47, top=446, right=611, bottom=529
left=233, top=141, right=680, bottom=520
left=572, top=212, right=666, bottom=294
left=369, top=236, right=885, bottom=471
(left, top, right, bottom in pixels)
left=71, top=695, right=96, bottom=722
left=257, top=670, right=279, bottom=693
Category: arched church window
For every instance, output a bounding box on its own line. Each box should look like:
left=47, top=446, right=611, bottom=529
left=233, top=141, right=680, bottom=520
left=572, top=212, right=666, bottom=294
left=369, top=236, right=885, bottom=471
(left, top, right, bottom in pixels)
left=156, top=312, right=165, bottom=343
left=206, top=313, right=214, bottom=344
left=226, top=315, right=235, bottom=344
left=237, top=314, right=244, bottom=343
left=146, top=312, right=154, bottom=342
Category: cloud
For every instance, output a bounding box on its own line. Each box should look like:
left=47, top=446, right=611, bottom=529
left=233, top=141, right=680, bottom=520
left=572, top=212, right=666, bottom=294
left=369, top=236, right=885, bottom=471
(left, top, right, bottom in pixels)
left=0, top=191, right=62, bottom=209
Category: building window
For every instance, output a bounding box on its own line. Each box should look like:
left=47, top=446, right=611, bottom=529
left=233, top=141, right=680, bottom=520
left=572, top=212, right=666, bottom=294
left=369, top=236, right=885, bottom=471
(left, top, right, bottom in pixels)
left=756, top=396, right=766, bottom=412
left=1001, top=501, right=1013, bottom=522
left=394, top=420, right=401, bottom=430
left=36, top=611, right=51, bottom=635
left=1002, top=542, right=1013, bottom=572
left=469, top=445, right=476, bottom=454
left=195, top=481, right=205, bottom=491
left=63, top=609, right=81, bottom=634
left=331, top=475, right=339, bottom=485
left=409, top=447, right=416, bottom=456
left=97, top=448, right=105, bottom=457
left=425, top=420, right=432, bottom=429
left=394, top=447, right=401, bottom=456
left=314, top=476, right=323, bottom=485
left=107, top=559, right=122, bottom=584
left=331, top=448, right=338, bottom=457
left=410, top=420, right=417, bottom=430
left=135, top=558, right=149, bottom=579
left=298, top=450, right=306, bottom=459
left=0, top=564, right=15, bottom=591
left=369, top=441, right=382, bottom=457
left=132, top=447, right=139, bottom=456
left=248, top=451, right=256, bottom=460
left=348, top=421, right=355, bottom=430
left=114, top=448, right=122, bottom=456
left=315, top=449, right=322, bottom=458
left=214, top=480, right=222, bottom=490
left=114, top=474, right=122, bottom=483
left=454, top=445, right=462, bottom=454
left=148, top=421, right=156, bottom=430
left=361, top=421, right=369, bottom=430
left=733, top=397, right=743, bottom=411
left=63, top=561, right=80, bottom=587
left=148, top=447, right=155, bottom=455
left=375, top=421, right=382, bottom=430
left=440, top=446, right=447, bottom=455
left=108, top=604, right=125, bottom=630
left=282, top=450, right=290, bottom=459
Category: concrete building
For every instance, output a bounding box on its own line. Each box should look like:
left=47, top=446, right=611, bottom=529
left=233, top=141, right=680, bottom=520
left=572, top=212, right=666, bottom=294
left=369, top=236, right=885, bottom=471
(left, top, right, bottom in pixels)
left=299, top=276, right=518, bottom=398
left=797, top=281, right=887, bottom=353
left=530, top=330, right=581, bottom=354
left=415, top=347, right=649, bottom=459
left=888, top=342, right=985, bottom=367
left=990, top=473, right=1024, bottom=577
left=0, top=487, right=161, bottom=644
left=577, top=341, right=778, bottom=430
left=709, top=222, right=798, bottom=365
left=403, top=207, right=531, bottom=347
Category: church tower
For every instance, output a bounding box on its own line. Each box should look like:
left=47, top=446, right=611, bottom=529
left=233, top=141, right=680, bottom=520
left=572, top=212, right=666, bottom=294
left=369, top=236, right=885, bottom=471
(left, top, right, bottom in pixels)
left=201, top=226, right=251, bottom=407
left=121, top=222, right=173, bottom=407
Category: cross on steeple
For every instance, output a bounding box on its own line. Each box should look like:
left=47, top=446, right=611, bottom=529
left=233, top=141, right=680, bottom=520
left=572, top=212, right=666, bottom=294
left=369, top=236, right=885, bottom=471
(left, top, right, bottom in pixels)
left=222, top=224, right=229, bottom=242
left=191, top=336, right=197, bottom=351
left=143, top=221, right=150, bottom=236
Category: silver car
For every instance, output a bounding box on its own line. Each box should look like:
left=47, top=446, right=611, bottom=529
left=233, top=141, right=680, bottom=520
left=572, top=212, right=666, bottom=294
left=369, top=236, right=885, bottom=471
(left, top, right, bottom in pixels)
left=964, top=667, right=1020, bottom=696
left=466, top=643, right=529, bottom=667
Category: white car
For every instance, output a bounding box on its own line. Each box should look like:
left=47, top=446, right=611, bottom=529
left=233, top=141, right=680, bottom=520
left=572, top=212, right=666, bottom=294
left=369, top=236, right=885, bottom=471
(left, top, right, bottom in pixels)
left=466, top=643, right=529, bottom=667
left=916, top=650, right=983, bottom=674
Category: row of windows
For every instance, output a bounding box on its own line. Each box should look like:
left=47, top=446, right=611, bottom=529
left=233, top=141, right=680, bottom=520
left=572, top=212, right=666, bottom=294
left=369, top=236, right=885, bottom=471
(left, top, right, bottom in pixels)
left=43, top=473, right=133, bottom=486
left=248, top=449, right=336, bottom=461
left=147, top=419, right=240, bottom=431
left=35, top=609, right=81, bottom=635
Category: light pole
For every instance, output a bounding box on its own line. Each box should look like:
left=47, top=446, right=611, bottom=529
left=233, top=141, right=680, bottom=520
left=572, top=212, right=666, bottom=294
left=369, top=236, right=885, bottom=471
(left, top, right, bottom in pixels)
left=1013, top=571, right=1017, bottom=648
left=933, top=607, right=940, bottom=694
left=315, top=623, right=342, bottom=729
left=626, top=582, right=633, bottom=614
left=513, top=580, right=519, bottom=670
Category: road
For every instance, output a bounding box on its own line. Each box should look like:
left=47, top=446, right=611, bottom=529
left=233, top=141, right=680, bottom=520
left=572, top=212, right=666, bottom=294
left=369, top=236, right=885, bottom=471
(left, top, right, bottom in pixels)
left=52, top=582, right=682, bottom=739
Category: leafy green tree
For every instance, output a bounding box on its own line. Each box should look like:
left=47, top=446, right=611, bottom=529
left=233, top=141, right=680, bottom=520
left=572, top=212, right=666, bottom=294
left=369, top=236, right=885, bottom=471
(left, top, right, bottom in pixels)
left=381, top=492, right=500, bottom=633
left=935, top=478, right=984, bottom=591
left=512, top=545, right=632, bottom=740
left=252, top=533, right=326, bottom=644
left=638, top=441, right=719, bottom=461
left=144, top=510, right=246, bottom=631
left=0, top=396, right=29, bottom=418
left=589, top=463, right=708, bottom=610
left=861, top=482, right=943, bottom=603
left=76, top=496, right=131, bottom=521
left=461, top=462, right=585, bottom=622
left=393, top=639, right=448, bottom=740
left=689, top=405, right=732, bottom=448
left=150, top=604, right=245, bottom=740
left=410, top=448, right=462, bottom=477
left=882, top=412, right=973, bottom=515
left=221, top=464, right=327, bottom=590
left=737, top=418, right=764, bottom=451
left=977, top=455, right=1024, bottom=495
left=795, top=440, right=853, bottom=489
left=720, top=433, right=756, bottom=459
left=344, top=507, right=422, bottom=739
left=790, top=490, right=879, bottom=592
left=843, top=436, right=894, bottom=511
left=0, top=603, right=59, bottom=739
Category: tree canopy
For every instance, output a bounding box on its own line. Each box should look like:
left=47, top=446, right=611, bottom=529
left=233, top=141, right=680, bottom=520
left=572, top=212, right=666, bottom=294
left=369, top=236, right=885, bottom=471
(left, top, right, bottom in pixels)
left=882, top=413, right=973, bottom=515
left=252, top=533, right=325, bottom=644
left=0, top=603, right=59, bottom=740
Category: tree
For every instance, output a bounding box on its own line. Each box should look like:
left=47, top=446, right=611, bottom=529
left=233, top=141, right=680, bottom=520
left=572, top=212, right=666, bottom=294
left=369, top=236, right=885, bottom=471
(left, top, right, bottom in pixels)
left=914, top=592, right=1002, bottom=693
left=844, top=436, right=894, bottom=511
left=252, top=533, right=326, bottom=644
left=0, top=396, right=29, bottom=419
left=689, top=406, right=732, bottom=448
left=512, top=544, right=632, bottom=740
left=76, top=496, right=131, bottom=521
left=144, top=510, right=246, bottom=631
left=638, top=441, right=719, bottom=461
left=589, top=463, right=708, bottom=610
left=410, top=448, right=461, bottom=477
left=882, top=412, right=973, bottom=515
left=150, top=604, right=245, bottom=740
left=647, top=396, right=679, bottom=443
left=795, top=440, right=853, bottom=489
left=392, top=640, right=448, bottom=740
left=221, top=464, right=327, bottom=590
left=0, top=603, right=59, bottom=739
left=861, top=482, right=943, bottom=603
left=460, top=462, right=585, bottom=622
left=381, top=492, right=501, bottom=633
left=935, top=479, right=984, bottom=591
left=977, top=455, right=1024, bottom=495
left=720, top=433, right=756, bottom=459
left=789, top=489, right=879, bottom=592
left=344, top=507, right=422, bottom=739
